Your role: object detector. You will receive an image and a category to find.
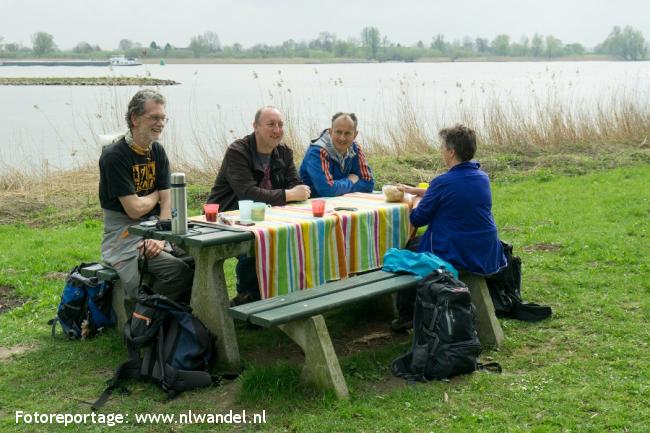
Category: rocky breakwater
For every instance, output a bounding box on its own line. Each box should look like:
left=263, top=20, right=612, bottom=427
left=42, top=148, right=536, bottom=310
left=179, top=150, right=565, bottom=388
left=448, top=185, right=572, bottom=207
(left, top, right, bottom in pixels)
left=0, top=77, right=179, bottom=86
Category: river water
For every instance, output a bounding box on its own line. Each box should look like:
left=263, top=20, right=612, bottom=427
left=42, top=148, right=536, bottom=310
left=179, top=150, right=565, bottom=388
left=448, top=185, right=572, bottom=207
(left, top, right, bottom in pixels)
left=1, top=61, right=649, bottom=173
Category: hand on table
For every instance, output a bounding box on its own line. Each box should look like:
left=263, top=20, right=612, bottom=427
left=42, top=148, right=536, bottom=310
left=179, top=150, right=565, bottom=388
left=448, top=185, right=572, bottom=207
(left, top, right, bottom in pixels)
left=286, top=185, right=311, bottom=202
left=348, top=173, right=359, bottom=183
left=397, top=183, right=425, bottom=197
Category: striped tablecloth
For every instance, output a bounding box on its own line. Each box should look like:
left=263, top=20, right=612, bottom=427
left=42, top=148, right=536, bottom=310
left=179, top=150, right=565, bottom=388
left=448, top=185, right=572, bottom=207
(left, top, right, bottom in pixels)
left=218, top=192, right=410, bottom=299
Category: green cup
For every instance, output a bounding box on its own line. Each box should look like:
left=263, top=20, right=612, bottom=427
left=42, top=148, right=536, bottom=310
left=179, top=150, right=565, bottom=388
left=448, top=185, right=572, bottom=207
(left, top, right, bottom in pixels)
left=251, top=202, right=270, bottom=221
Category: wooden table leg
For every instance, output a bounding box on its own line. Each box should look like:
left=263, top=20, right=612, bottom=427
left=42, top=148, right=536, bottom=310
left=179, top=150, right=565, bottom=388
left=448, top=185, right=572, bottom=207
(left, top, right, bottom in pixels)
left=459, top=271, right=505, bottom=349
left=188, top=245, right=242, bottom=369
left=279, top=315, right=349, bottom=399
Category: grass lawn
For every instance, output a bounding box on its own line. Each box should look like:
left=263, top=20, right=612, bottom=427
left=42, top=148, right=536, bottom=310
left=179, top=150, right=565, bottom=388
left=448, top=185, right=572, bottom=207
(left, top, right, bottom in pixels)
left=0, top=165, right=649, bottom=432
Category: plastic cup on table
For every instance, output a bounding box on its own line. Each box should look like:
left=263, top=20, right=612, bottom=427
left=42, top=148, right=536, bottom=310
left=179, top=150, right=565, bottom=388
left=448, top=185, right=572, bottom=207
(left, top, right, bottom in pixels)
left=251, top=202, right=270, bottom=221
left=238, top=200, right=254, bottom=221
left=311, top=199, right=326, bottom=217
left=203, top=204, right=219, bottom=222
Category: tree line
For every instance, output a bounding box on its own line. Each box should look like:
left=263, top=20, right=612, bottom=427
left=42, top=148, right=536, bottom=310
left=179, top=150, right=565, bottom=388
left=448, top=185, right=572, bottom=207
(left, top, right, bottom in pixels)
left=0, top=26, right=647, bottom=62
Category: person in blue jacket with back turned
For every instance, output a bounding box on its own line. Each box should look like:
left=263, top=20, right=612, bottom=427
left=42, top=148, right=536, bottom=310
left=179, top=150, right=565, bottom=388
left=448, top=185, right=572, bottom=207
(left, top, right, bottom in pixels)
left=299, top=112, right=374, bottom=197
left=391, top=123, right=507, bottom=331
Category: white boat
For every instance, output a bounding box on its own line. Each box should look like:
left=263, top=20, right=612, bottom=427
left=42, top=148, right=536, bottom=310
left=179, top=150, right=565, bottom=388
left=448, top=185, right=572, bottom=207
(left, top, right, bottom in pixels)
left=109, top=56, right=142, bottom=66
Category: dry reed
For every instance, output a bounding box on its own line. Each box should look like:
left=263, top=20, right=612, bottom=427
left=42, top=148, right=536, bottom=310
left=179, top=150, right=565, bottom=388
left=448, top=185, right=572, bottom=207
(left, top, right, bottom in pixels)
left=1, top=85, right=649, bottom=198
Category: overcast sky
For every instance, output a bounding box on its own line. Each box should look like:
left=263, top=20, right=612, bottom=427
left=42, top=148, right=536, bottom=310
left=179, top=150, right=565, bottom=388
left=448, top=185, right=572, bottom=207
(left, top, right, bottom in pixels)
left=1, top=0, right=648, bottom=50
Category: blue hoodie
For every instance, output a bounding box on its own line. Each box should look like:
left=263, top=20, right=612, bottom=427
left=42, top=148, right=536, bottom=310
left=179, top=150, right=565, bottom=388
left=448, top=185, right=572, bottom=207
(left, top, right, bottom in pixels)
left=299, top=129, right=374, bottom=197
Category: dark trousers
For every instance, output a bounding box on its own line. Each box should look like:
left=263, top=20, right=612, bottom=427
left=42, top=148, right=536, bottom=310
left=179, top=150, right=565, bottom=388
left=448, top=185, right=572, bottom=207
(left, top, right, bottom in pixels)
left=235, top=255, right=261, bottom=301
left=115, top=248, right=193, bottom=303
left=396, top=236, right=422, bottom=320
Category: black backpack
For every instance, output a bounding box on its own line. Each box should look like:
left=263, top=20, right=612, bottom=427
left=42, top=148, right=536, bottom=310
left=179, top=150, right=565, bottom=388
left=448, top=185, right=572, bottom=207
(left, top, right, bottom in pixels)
left=485, top=242, right=552, bottom=322
left=93, top=294, right=225, bottom=409
left=48, top=263, right=115, bottom=339
left=391, top=270, right=483, bottom=381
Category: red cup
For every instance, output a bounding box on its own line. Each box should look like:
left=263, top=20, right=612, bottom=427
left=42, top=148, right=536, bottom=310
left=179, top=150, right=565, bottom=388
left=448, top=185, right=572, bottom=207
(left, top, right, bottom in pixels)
left=311, top=199, right=325, bottom=217
left=203, top=203, right=219, bottom=222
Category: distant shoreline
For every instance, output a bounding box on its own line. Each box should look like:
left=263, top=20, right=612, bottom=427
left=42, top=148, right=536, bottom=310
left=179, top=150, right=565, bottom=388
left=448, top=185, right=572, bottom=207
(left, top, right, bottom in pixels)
left=0, top=55, right=625, bottom=65
left=139, top=56, right=617, bottom=65
left=122, top=55, right=622, bottom=64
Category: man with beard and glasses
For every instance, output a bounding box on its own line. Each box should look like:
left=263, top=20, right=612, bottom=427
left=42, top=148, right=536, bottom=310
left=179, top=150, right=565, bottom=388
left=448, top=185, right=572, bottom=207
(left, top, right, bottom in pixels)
left=99, top=89, right=193, bottom=303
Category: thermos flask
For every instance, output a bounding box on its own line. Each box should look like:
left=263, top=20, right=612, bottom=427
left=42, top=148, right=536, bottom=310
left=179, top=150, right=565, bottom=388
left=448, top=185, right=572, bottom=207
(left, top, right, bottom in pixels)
left=171, top=172, right=187, bottom=235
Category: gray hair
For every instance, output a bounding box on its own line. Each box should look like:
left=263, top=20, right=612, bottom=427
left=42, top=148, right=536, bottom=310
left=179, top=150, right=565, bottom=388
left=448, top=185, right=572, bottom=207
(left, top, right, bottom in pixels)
left=438, top=123, right=477, bottom=162
left=331, top=112, right=358, bottom=130
left=254, top=105, right=281, bottom=125
left=125, top=89, right=166, bottom=129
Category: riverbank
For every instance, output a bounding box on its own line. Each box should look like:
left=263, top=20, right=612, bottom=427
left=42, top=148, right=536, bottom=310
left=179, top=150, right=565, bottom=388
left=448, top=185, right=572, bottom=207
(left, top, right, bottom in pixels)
left=0, top=77, right=179, bottom=86
left=1, top=144, right=648, bottom=227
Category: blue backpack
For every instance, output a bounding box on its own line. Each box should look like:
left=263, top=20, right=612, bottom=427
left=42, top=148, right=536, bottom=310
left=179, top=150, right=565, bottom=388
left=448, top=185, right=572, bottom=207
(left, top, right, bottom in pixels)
left=49, top=263, right=116, bottom=339
left=92, top=294, right=234, bottom=409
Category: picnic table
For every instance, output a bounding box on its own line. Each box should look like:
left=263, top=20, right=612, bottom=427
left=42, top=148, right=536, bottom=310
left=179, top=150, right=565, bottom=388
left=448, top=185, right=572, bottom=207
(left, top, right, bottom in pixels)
left=129, top=193, right=411, bottom=369
left=127, top=193, right=504, bottom=396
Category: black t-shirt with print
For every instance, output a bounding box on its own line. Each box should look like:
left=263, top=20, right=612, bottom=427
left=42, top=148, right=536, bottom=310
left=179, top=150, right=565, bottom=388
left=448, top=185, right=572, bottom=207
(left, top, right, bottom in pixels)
left=99, top=137, right=171, bottom=218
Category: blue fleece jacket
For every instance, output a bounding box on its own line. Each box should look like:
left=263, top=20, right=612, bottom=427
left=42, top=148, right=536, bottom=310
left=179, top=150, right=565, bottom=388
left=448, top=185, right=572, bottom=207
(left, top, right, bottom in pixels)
left=299, top=129, right=374, bottom=197
left=411, top=161, right=506, bottom=275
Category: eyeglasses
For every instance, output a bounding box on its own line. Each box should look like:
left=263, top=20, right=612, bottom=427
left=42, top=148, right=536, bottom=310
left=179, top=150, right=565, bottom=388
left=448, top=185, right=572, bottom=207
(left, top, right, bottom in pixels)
left=142, top=114, right=170, bottom=124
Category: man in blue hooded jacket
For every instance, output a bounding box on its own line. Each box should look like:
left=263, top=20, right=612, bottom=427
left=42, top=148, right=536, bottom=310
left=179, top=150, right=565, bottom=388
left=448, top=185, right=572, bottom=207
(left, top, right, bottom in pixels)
left=299, top=112, right=374, bottom=197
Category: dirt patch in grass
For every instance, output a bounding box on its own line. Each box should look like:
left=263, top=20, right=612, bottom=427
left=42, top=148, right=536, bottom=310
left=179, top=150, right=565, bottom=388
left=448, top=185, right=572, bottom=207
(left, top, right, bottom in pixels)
left=0, top=344, right=34, bottom=361
left=360, top=374, right=410, bottom=395
left=337, top=322, right=411, bottom=357
left=180, top=381, right=243, bottom=412
left=522, top=243, right=562, bottom=252
left=500, top=225, right=524, bottom=234
left=238, top=329, right=304, bottom=365
left=44, top=272, right=68, bottom=280
left=0, top=285, right=26, bottom=314
left=356, top=355, right=485, bottom=397
left=236, top=315, right=409, bottom=366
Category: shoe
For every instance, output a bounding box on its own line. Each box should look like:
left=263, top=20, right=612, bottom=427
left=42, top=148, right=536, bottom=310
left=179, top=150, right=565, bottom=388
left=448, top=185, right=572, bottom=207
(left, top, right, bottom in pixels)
left=245, top=321, right=263, bottom=330
left=229, top=293, right=252, bottom=307
left=390, top=317, right=413, bottom=333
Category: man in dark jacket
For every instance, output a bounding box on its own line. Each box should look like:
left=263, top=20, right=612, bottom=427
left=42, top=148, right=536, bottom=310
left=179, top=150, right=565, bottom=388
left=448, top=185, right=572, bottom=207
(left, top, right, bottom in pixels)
left=206, top=106, right=310, bottom=304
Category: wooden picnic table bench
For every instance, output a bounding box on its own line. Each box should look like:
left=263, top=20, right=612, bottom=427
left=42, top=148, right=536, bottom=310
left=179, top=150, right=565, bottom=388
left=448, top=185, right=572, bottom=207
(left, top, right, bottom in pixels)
left=229, top=269, right=419, bottom=399
left=229, top=269, right=504, bottom=399
left=78, top=263, right=127, bottom=327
